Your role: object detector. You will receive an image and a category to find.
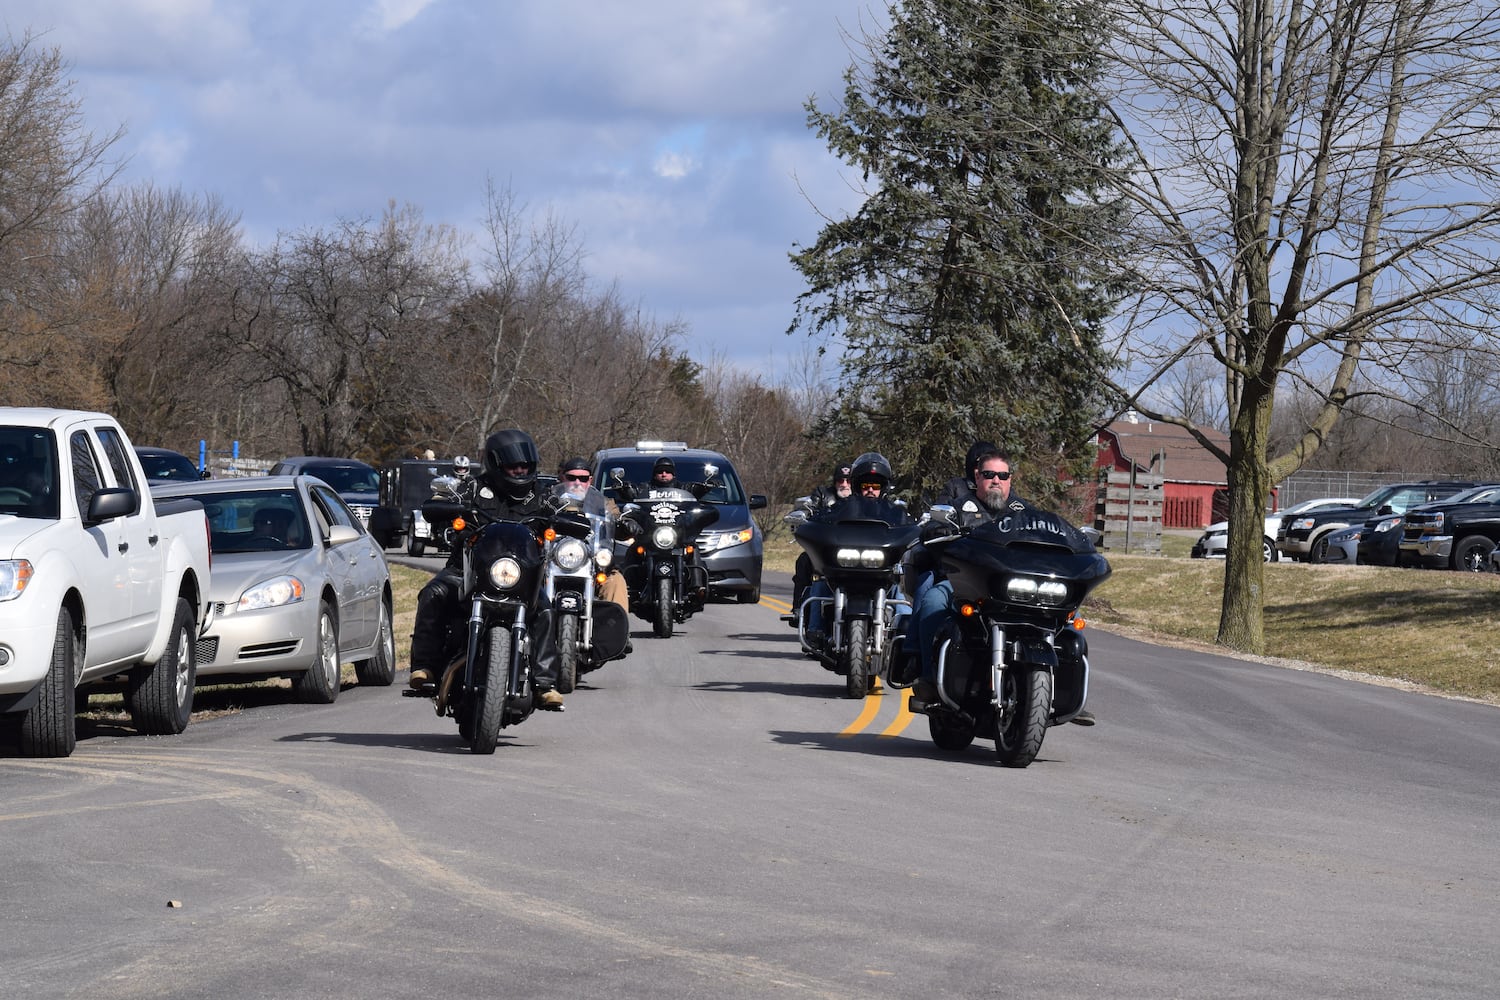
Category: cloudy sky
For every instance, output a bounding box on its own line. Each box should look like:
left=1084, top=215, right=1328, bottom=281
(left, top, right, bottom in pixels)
left=3, top=0, right=887, bottom=374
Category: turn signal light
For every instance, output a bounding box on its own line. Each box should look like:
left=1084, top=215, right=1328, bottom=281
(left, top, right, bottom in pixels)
left=685, top=545, right=695, bottom=554
left=958, top=602, right=977, bottom=617
left=595, top=572, right=607, bottom=586
left=544, top=527, right=557, bottom=542
left=634, top=545, right=645, bottom=555
left=451, top=517, right=466, bottom=531
left=1072, top=617, right=1086, bottom=630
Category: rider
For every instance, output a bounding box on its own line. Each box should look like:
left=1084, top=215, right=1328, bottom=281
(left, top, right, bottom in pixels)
left=554, top=455, right=632, bottom=618
left=791, top=463, right=852, bottom=619
left=804, top=453, right=906, bottom=646
left=616, top=456, right=713, bottom=502
left=407, top=429, right=566, bottom=709
left=909, top=445, right=1095, bottom=725
left=451, top=454, right=474, bottom=493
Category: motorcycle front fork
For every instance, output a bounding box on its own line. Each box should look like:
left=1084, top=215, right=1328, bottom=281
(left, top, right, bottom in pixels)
left=464, top=598, right=529, bottom=698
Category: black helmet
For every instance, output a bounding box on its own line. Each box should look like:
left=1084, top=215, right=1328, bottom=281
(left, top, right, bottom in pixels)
left=849, top=451, right=892, bottom=492
left=481, top=429, right=539, bottom=494
left=830, top=462, right=852, bottom=483
left=652, top=457, right=676, bottom=475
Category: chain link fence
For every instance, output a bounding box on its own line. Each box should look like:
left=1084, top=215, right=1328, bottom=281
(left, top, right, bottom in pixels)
left=1274, top=469, right=1470, bottom=509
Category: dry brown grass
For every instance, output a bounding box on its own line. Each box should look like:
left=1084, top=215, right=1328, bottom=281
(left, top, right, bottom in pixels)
left=1087, top=554, right=1500, bottom=702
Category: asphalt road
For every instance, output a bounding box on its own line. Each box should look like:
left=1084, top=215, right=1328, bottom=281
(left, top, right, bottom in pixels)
left=3, top=569, right=1498, bottom=999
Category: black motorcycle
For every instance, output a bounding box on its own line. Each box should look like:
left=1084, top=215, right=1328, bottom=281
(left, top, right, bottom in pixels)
left=614, top=478, right=720, bottom=638
left=787, top=496, right=921, bottom=698
left=541, top=494, right=629, bottom=692
left=900, top=508, right=1111, bottom=767
left=403, top=493, right=552, bottom=753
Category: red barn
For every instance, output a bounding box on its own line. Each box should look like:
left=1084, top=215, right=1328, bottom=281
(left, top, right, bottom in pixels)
left=1094, top=414, right=1234, bottom=529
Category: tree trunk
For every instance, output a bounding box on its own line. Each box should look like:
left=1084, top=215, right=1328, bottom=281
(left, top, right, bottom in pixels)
left=1216, top=384, right=1276, bottom=653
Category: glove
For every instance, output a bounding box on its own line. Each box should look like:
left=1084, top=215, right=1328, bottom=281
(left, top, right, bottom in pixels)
left=616, top=515, right=642, bottom=540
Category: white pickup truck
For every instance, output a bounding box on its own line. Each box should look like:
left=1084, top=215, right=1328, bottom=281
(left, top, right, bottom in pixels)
left=0, top=408, right=213, bottom=757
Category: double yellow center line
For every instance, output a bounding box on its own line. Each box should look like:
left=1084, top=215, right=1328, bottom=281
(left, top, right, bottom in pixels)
left=757, top=594, right=916, bottom=738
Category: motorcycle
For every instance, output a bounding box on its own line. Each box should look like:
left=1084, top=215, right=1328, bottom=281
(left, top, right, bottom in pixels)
left=785, top=496, right=921, bottom=698
left=897, top=506, right=1111, bottom=767
left=402, top=483, right=554, bottom=753
left=541, top=492, right=629, bottom=693
left=612, top=468, right=720, bottom=638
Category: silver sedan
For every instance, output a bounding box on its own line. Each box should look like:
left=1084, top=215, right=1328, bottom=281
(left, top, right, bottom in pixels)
left=152, top=475, right=395, bottom=702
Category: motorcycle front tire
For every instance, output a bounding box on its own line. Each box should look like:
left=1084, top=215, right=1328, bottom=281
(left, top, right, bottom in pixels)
left=556, top=613, right=579, bottom=694
left=842, top=618, right=870, bottom=699
left=470, top=628, right=510, bottom=755
left=994, top=667, right=1051, bottom=768
left=653, top=576, right=673, bottom=638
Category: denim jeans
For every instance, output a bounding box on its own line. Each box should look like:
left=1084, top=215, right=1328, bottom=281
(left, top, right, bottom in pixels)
left=913, top=578, right=953, bottom=681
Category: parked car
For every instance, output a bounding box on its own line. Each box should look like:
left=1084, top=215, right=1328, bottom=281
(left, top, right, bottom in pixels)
left=1192, top=497, right=1359, bottom=563
left=135, top=446, right=208, bottom=483
left=1399, top=484, right=1500, bottom=571
left=593, top=441, right=766, bottom=603
left=152, top=475, right=395, bottom=702
left=0, top=409, right=213, bottom=757
left=1318, top=485, right=1500, bottom=566
left=268, top=457, right=380, bottom=528
left=1277, top=481, right=1484, bottom=562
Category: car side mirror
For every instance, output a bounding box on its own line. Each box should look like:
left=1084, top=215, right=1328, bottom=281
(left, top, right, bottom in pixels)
left=87, top=486, right=137, bottom=524
left=749, top=493, right=767, bottom=510
left=326, top=524, right=360, bottom=546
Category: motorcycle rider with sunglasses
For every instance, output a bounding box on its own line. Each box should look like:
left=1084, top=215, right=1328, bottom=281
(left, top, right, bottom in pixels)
left=908, top=444, right=1096, bottom=725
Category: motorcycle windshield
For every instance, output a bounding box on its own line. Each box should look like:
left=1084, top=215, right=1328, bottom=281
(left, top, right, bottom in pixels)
left=810, top=496, right=912, bottom=527
left=965, top=509, right=1099, bottom=554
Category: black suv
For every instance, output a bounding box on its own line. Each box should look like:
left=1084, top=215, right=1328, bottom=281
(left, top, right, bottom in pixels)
left=593, top=441, right=766, bottom=603
left=1277, top=481, right=1483, bottom=563
left=1398, top=484, right=1500, bottom=571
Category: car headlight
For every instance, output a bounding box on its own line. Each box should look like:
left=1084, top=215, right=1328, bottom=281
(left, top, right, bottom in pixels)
left=1291, top=517, right=1316, bottom=531
left=238, top=575, right=305, bottom=611
left=1372, top=517, right=1402, bottom=534
left=552, top=538, right=589, bottom=572
left=704, top=528, right=754, bottom=552
left=488, top=557, right=523, bottom=589
left=651, top=525, right=678, bottom=549
left=0, top=559, right=34, bottom=602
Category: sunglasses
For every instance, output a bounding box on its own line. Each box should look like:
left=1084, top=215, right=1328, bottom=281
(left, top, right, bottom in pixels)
left=977, top=469, right=1011, bottom=481
left=834, top=477, right=851, bottom=484
left=563, top=473, right=591, bottom=482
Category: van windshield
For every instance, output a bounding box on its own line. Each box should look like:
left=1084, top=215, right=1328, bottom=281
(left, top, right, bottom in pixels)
left=598, top=456, right=745, bottom=504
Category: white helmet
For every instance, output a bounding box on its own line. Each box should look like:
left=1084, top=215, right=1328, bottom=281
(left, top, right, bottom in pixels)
left=453, top=455, right=472, bottom=476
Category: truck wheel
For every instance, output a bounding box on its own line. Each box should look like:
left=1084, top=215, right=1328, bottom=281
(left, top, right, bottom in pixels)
left=293, top=601, right=341, bottom=703
left=407, top=537, right=426, bottom=557
left=19, top=606, right=79, bottom=757
left=1453, top=535, right=1495, bottom=573
left=354, top=598, right=396, bottom=686
left=1262, top=536, right=1278, bottom=563
left=127, top=597, right=197, bottom=736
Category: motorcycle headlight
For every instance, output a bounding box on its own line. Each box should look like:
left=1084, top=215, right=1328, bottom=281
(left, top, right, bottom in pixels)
left=594, top=547, right=613, bottom=569
left=859, top=549, right=885, bottom=568
left=836, top=548, right=861, bottom=567
left=1004, top=577, right=1070, bottom=606
left=651, top=525, right=677, bottom=549
left=238, top=575, right=305, bottom=611
left=488, top=557, right=523, bottom=589
left=552, top=538, right=589, bottom=572
left=0, top=559, right=34, bottom=602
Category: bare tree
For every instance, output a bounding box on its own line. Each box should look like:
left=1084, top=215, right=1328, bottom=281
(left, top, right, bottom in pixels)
left=1103, top=0, right=1500, bottom=651
left=0, top=32, right=122, bottom=404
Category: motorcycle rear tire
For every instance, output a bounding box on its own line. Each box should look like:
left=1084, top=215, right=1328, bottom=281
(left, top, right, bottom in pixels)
left=653, top=577, right=673, bottom=638
left=994, top=667, right=1051, bottom=768
left=470, top=628, right=510, bottom=755
left=557, top=613, right=579, bottom=694
left=842, top=618, right=870, bottom=699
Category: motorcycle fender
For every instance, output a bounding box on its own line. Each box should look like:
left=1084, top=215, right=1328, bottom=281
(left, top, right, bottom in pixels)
left=1011, top=638, right=1059, bottom=669
left=842, top=593, right=876, bottom=618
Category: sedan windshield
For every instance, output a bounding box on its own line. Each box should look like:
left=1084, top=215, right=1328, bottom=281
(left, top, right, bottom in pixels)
left=306, top=464, right=379, bottom=494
